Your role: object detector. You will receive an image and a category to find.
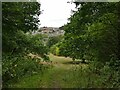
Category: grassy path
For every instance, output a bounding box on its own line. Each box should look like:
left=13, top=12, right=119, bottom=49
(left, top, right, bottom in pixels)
left=9, top=54, right=88, bottom=88
left=7, top=54, right=120, bottom=88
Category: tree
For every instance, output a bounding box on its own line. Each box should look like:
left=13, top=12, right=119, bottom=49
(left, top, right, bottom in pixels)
left=2, top=2, right=40, bottom=54
left=59, top=2, right=119, bottom=64
left=46, top=35, right=63, bottom=48
left=2, top=2, right=50, bottom=86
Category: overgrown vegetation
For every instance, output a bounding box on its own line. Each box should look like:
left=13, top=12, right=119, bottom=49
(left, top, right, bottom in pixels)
left=46, top=35, right=63, bottom=49
left=2, top=1, right=120, bottom=88
left=2, top=2, right=50, bottom=87
left=56, top=3, right=120, bottom=63
left=50, top=2, right=120, bottom=87
left=5, top=54, right=120, bottom=88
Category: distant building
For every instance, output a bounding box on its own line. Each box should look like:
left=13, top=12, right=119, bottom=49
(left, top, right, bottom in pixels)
left=37, top=27, right=65, bottom=37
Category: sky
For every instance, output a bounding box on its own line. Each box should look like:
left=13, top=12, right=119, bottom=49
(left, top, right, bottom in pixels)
left=37, top=0, right=76, bottom=27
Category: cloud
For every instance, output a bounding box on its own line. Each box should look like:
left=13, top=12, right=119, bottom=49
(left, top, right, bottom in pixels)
left=38, top=0, right=76, bottom=27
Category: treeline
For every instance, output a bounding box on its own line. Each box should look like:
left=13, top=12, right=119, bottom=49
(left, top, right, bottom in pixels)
left=2, top=2, right=50, bottom=87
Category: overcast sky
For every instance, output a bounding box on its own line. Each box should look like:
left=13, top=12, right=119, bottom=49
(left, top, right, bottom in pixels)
left=37, top=0, right=76, bottom=27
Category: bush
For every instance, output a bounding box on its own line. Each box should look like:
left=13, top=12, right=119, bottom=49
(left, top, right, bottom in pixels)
left=46, top=35, right=63, bottom=49
left=86, top=61, right=120, bottom=87
left=50, top=44, right=57, bottom=55
left=50, top=43, right=60, bottom=56
left=2, top=54, right=46, bottom=87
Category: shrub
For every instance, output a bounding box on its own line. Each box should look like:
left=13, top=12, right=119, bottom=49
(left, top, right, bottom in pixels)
left=2, top=54, right=46, bottom=87
left=50, top=44, right=60, bottom=56
left=46, top=35, right=63, bottom=49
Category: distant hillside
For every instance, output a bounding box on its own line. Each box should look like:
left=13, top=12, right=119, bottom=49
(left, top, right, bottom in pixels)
left=36, top=27, right=65, bottom=37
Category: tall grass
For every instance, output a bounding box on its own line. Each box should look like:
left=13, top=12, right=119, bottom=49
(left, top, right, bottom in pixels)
left=3, top=54, right=120, bottom=88
left=63, top=61, right=120, bottom=88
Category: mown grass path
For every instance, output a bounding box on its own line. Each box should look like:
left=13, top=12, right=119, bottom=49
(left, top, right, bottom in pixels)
left=10, top=54, right=88, bottom=88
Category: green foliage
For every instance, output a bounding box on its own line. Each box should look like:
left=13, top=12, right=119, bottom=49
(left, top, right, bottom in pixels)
left=59, top=2, right=120, bottom=66
left=2, top=2, right=40, bottom=33
left=57, top=3, right=120, bottom=86
left=2, top=2, right=120, bottom=88
left=28, top=34, right=49, bottom=59
left=46, top=35, right=63, bottom=48
left=2, top=33, right=50, bottom=86
left=2, top=2, right=40, bottom=53
left=5, top=55, right=120, bottom=88
left=2, top=2, right=50, bottom=87
left=2, top=54, right=45, bottom=87
left=50, top=44, right=59, bottom=56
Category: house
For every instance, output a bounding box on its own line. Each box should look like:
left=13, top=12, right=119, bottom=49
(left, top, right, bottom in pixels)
left=37, top=27, right=65, bottom=37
